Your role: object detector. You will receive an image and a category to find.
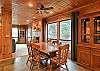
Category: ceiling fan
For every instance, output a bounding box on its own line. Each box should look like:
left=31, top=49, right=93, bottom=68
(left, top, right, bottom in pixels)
left=36, top=4, right=53, bottom=14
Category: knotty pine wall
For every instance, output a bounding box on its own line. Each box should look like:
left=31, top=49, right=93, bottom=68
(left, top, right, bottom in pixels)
left=0, top=0, right=12, bottom=60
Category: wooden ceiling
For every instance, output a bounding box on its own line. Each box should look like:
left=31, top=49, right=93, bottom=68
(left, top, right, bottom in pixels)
left=4, top=0, right=99, bottom=24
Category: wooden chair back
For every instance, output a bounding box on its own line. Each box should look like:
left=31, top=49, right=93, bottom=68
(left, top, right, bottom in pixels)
left=31, top=43, right=40, bottom=58
left=27, top=42, right=33, bottom=57
left=26, top=41, right=33, bottom=66
left=59, top=44, right=69, bottom=65
left=48, top=39, right=52, bottom=43
left=32, top=44, right=40, bottom=62
left=28, top=43, right=40, bottom=70
left=52, top=40, right=62, bottom=45
left=27, top=42, right=40, bottom=60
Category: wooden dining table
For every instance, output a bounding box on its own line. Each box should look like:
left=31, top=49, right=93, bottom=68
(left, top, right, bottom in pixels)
left=35, top=42, right=59, bottom=55
left=30, top=42, right=63, bottom=70
left=31, top=42, right=60, bottom=66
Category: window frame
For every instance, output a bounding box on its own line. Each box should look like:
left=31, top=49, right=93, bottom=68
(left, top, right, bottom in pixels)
left=47, top=22, right=58, bottom=40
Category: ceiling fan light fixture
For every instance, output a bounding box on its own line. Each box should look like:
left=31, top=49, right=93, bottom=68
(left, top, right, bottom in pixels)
left=28, top=3, right=33, bottom=7
left=26, top=20, right=30, bottom=22
left=36, top=4, right=54, bottom=14
left=33, top=17, right=36, bottom=18
left=50, top=11, right=53, bottom=14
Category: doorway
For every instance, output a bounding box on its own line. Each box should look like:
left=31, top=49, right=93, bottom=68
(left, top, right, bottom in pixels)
left=12, top=26, right=28, bottom=57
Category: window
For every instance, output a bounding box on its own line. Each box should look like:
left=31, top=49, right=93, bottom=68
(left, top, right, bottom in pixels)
left=60, top=20, right=71, bottom=40
left=27, top=27, right=31, bottom=41
left=12, top=27, right=18, bottom=43
left=26, top=27, right=40, bottom=42
left=32, top=29, right=35, bottom=37
left=47, top=20, right=71, bottom=51
left=28, top=27, right=32, bottom=38
left=48, top=23, right=57, bottom=39
left=60, top=20, right=71, bottom=51
left=12, top=28, right=18, bottom=37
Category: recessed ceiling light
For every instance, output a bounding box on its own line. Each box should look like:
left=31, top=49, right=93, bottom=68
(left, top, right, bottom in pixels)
left=28, top=3, right=33, bottom=7
left=26, top=20, right=29, bottom=22
left=33, top=17, right=36, bottom=18
left=50, top=11, right=53, bottom=14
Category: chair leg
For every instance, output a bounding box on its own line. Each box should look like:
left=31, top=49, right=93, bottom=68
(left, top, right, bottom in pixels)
left=26, top=56, right=30, bottom=65
left=45, top=58, right=48, bottom=66
left=37, top=62, right=40, bottom=70
left=30, top=62, right=32, bottom=70
left=65, top=63, right=69, bottom=71
left=65, top=63, right=67, bottom=68
left=30, top=60, right=34, bottom=71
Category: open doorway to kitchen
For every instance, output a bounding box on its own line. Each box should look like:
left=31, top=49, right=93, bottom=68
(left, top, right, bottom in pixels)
left=12, top=26, right=28, bottom=58
left=12, top=25, right=40, bottom=58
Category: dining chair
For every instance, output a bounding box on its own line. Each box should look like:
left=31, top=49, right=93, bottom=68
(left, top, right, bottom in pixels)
left=51, top=44, right=69, bottom=70
left=52, top=40, right=61, bottom=45
left=26, top=42, right=40, bottom=70
left=30, top=43, right=41, bottom=70
left=48, top=39, right=52, bottom=43
left=26, top=41, right=33, bottom=65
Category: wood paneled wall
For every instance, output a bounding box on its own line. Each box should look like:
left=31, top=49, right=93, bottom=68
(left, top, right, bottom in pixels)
left=47, top=14, right=71, bottom=23
left=42, top=18, right=47, bottom=42
left=0, top=0, right=12, bottom=60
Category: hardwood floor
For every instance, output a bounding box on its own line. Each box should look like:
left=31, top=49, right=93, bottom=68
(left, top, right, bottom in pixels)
left=12, top=44, right=28, bottom=58
left=0, top=56, right=93, bottom=71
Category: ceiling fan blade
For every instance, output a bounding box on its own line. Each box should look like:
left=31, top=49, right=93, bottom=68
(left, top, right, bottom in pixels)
left=36, top=11, right=39, bottom=14
left=41, top=4, right=44, bottom=8
left=36, top=8, right=40, bottom=10
left=44, top=7, right=53, bottom=10
left=44, top=10, right=49, bottom=14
